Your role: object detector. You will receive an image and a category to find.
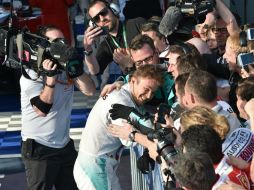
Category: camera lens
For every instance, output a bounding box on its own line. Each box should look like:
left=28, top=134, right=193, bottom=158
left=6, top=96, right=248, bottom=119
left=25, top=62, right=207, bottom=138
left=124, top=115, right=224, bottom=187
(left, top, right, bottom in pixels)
left=160, top=145, right=177, bottom=165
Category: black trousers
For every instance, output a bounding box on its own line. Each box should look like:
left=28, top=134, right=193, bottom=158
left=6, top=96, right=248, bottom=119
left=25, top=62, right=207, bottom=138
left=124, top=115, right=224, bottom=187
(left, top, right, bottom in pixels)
left=21, top=139, right=78, bottom=190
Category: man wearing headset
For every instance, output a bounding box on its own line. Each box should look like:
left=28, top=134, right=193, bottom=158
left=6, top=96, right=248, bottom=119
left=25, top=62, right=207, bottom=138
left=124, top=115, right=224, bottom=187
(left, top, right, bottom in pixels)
left=84, top=0, right=146, bottom=75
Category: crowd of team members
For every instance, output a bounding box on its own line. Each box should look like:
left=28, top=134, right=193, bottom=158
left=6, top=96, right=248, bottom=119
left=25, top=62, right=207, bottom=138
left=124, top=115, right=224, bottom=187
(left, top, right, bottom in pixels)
left=17, top=0, right=254, bottom=189
left=77, top=0, right=254, bottom=190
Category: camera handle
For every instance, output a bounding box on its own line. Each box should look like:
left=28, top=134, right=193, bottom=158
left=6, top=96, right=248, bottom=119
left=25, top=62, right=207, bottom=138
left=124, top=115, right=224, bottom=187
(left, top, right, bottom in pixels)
left=15, top=32, right=42, bottom=81
left=163, top=168, right=177, bottom=190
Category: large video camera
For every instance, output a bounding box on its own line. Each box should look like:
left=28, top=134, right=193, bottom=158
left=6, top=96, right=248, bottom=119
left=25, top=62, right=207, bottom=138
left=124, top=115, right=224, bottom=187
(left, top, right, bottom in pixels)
left=176, top=0, right=215, bottom=23
left=0, top=26, right=79, bottom=77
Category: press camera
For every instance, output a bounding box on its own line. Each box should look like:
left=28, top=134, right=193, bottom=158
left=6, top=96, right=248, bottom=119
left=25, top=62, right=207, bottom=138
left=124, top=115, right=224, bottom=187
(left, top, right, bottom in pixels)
left=176, top=0, right=215, bottom=23
left=0, top=26, right=78, bottom=75
left=147, top=127, right=177, bottom=166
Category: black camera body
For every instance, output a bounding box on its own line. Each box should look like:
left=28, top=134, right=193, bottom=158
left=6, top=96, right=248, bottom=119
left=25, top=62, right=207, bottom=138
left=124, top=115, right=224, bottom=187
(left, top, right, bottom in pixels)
left=176, top=0, right=215, bottom=23
left=0, top=27, right=78, bottom=74
left=147, top=127, right=177, bottom=166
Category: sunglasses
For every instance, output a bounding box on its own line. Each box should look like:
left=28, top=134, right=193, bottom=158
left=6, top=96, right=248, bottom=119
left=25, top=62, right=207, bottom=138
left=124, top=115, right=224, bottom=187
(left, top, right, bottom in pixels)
left=91, top=8, right=109, bottom=23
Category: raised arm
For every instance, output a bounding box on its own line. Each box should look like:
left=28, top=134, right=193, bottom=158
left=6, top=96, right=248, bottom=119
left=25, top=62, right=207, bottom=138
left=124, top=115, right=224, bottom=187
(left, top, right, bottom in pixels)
left=83, top=25, right=102, bottom=74
left=215, top=0, right=240, bottom=35
left=74, top=73, right=96, bottom=96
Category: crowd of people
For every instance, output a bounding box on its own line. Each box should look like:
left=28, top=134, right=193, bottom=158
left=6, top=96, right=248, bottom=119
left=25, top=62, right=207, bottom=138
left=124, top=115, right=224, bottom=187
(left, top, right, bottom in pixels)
left=17, top=0, right=254, bottom=190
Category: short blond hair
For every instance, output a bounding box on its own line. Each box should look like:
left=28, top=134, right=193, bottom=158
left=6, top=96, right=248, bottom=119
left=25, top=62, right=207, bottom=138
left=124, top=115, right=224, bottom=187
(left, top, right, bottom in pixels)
left=180, top=106, right=229, bottom=139
left=226, top=33, right=249, bottom=54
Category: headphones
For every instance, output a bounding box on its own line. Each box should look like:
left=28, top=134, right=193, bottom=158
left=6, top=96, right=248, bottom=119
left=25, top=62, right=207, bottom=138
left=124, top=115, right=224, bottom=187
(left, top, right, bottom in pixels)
left=88, top=0, right=120, bottom=19
left=108, top=2, right=120, bottom=16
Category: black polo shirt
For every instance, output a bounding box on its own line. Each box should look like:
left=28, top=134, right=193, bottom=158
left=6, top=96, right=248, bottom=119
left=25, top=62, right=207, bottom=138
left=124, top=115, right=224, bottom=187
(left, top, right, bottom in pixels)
left=96, top=17, right=146, bottom=74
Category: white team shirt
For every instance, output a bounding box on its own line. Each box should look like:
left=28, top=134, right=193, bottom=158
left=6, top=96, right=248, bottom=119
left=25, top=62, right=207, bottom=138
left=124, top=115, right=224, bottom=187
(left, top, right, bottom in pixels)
left=79, top=83, right=143, bottom=156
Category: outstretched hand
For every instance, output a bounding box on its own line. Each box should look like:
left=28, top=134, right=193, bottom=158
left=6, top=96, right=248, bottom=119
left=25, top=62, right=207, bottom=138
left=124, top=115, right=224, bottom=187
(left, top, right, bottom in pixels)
left=113, top=48, right=133, bottom=72
left=100, top=81, right=124, bottom=97
left=216, top=180, right=245, bottom=190
left=109, top=104, right=135, bottom=120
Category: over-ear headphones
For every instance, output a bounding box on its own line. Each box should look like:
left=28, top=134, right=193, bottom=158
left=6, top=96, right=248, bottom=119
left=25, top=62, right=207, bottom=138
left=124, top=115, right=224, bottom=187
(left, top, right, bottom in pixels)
left=239, top=30, right=247, bottom=47
left=108, top=2, right=120, bottom=16
left=88, top=0, right=120, bottom=18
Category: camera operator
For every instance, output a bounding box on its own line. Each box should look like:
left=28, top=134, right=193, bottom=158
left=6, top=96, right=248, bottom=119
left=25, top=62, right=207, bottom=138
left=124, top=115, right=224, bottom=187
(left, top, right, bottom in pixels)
left=83, top=0, right=146, bottom=75
left=20, top=25, right=95, bottom=190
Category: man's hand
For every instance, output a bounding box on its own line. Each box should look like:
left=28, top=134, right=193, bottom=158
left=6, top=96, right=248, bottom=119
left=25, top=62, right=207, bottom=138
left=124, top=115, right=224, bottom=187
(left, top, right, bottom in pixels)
left=172, top=128, right=182, bottom=148
left=109, top=104, right=135, bottom=120
left=216, top=180, right=245, bottom=190
left=83, top=25, right=103, bottom=49
left=113, top=48, right=133, bottom=72
left=226, top=156, right=249, bottom=170
left=154, top=113, right=174, bottom=128
left=240, top=65, right=254, bottom=78
left=42, top=59, right=57, bottom=84
left=107, top=121, right=133, bottom=140
left=147, top=140, right=159, bottom=161
left=100, top=81, right=124, bottom=97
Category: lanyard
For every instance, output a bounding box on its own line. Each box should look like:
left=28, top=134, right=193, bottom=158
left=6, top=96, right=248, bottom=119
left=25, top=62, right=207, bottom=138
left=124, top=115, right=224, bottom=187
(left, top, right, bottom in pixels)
left=110, top=22, right=128, bottom=48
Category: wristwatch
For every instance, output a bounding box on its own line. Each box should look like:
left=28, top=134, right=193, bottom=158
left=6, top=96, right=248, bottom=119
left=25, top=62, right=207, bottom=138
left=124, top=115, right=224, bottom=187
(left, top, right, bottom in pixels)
left=84, top=49, right=93, bottom=56
left=128, top=131, right=137, bottom=142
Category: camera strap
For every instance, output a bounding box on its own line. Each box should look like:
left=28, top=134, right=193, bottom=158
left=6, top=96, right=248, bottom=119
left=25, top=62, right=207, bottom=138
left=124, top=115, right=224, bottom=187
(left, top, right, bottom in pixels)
left=16, top=32, right=42, bottom=80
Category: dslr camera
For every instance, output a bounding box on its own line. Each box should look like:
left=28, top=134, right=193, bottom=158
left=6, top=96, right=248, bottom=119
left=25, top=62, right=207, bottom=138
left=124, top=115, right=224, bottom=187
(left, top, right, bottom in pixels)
left=0, top=26, right=79, bottom=76
left=147, top=127, right=178, bottom=166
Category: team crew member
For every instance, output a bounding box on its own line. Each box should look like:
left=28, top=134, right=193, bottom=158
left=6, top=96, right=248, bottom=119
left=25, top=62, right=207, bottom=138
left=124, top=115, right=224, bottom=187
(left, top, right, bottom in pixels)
left=84, top=0, right=146, bottom=74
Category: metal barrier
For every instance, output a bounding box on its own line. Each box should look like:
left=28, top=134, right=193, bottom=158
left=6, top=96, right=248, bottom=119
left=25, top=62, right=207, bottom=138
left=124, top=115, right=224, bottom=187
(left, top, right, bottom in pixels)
left=130, top=145, right=165, bottom=190
left=130, top=146, right=148, bottom=190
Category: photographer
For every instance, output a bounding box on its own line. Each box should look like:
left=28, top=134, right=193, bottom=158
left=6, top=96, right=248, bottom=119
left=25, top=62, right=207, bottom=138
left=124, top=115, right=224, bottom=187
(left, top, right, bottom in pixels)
left=83, top=0, right=146, bottom=75
left=20, top=25, right=95, bottom=190
left=197, top=0, right=240, bottom=56
left=107, top=108, right=183, bottom=190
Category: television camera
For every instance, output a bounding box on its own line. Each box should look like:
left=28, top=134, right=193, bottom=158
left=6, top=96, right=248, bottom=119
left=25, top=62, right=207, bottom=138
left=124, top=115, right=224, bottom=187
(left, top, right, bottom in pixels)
left=0, top=26, right=80, bottom=79
left=176, top=0, right=215, bottom=23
